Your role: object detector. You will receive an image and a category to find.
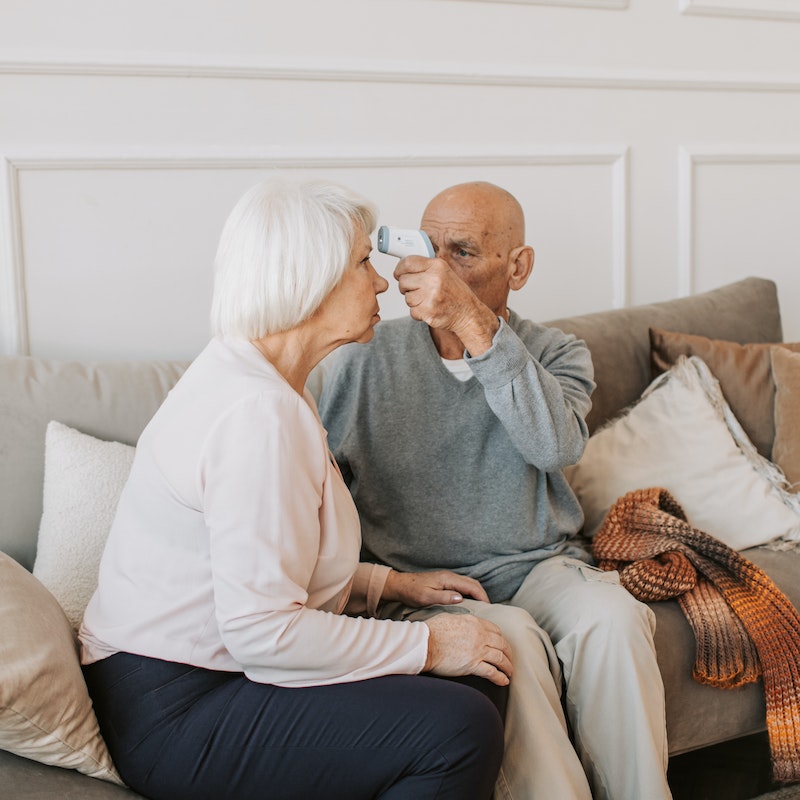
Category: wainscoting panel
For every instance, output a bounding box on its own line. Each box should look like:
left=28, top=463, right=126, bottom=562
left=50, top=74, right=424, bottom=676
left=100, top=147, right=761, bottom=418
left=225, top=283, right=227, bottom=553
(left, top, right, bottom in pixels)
left=4, top=148, right=626, bottom=360
left=678, top=146, right=800, bottom=341
left=1, top=0, right=798, bottom=357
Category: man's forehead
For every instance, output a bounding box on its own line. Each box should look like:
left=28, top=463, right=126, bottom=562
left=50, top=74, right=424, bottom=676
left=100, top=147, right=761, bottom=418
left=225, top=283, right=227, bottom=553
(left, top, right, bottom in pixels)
left=421, top=204, right=495, bottom=232
left=422, top=183, right=524, bottom=242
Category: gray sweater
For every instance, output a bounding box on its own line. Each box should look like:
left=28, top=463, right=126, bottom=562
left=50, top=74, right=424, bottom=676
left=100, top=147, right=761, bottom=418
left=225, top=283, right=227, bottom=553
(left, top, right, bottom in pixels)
left=318, top=312, right=596, bottom=602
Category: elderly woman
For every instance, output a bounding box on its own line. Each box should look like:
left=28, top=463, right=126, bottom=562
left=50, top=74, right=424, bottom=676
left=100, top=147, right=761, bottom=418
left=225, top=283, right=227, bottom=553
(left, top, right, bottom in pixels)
left=79, top=178, right=510, bottom=800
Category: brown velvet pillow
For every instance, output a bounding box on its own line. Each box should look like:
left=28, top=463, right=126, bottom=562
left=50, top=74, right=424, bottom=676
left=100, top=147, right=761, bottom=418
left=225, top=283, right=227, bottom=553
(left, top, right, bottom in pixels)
left=771, top=347, right=800, bottom=492
left=650, top=328, right=800, bottom=460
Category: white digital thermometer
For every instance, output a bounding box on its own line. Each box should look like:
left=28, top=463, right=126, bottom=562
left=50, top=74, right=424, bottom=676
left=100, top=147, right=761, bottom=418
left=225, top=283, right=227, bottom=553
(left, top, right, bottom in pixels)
left=377, top=226, right=434, bottom=258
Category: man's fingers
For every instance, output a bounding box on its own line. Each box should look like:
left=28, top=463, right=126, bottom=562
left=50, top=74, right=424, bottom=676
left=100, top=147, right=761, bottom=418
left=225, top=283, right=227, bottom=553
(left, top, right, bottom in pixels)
left=393, top=255, right=436, bottom=280
left=443, top=574, right=489, bottom=603
left=429, top=571, right=488, bottom=599
left=426, top=589, right=466, bottom=605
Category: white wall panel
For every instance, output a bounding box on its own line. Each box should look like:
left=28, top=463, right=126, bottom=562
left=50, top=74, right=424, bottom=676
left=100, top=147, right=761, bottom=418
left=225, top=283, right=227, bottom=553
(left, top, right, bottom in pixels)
left=679, top=146, right=800, bottom=341
left=2, top=1, right=800, bottom=74
left=0, top=0, right=799, bottom=358
left=4, top=148, right=626, bottom=360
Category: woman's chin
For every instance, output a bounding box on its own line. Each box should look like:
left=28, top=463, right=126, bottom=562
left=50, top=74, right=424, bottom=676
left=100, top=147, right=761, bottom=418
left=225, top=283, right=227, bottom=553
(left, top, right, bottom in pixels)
left=356, top=328, right=376, bottom=345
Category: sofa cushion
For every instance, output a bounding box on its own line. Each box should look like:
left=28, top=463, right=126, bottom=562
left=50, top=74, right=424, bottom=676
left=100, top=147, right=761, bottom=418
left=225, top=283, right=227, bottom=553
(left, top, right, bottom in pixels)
left=772, top=347, right=800, bottom=492
left=566, top=356, right=800, bottom=549
left=33, top=422, right=135, bottom=631
left=0, top=550, right=122, bottom=784
left=0, top=356, right=186, bottom=570
left=650, top=328, right=800, bottom=460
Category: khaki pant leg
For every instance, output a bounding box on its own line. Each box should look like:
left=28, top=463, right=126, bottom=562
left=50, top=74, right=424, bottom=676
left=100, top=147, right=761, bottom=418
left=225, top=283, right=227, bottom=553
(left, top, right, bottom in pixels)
left=511, top=556, right=672, bottom=800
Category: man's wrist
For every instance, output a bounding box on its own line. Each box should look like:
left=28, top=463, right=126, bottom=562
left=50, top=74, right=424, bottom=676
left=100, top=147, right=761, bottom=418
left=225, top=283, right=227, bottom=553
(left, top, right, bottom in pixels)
left=457, top=304, right=501, bottom=357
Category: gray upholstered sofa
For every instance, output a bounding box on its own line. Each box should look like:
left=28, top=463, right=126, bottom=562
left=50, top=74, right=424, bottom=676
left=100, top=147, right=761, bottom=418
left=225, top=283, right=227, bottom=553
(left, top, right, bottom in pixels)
left=1, top=276, right=798, bottom=798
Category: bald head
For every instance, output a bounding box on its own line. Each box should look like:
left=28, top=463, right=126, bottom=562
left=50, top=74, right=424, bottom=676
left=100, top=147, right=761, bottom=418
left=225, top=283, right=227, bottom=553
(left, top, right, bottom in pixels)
left=422, top=182, right=526, bottom=253
left=419, top=181, right=534, bottom=320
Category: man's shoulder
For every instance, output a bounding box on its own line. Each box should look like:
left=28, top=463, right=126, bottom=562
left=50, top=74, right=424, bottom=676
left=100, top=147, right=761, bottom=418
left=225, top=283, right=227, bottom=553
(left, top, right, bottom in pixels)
left=508, top=312, right=583, bottom=350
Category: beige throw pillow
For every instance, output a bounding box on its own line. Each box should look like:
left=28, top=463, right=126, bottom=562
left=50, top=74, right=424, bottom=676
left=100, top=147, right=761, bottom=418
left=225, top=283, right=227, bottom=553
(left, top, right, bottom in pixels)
left=649, top=328, right=800, bottom=460
left=0, top=550, right=123, bottom=784
left=566, top=356, right=800, bottom=550
left=772, top=347, right=800, bottom=492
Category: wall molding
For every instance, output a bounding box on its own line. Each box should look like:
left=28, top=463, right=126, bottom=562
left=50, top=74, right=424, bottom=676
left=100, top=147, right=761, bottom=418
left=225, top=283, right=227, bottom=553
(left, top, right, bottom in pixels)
left=0, top=156, right=28, bottom=356
left=437, top=0, right=628, bottom=8
left=2, top=52, right=800, bottom=93
left=679, top=0, right=800, bottom=22
left=0, top=145, right=629, bottom=356
left=677, top=145, right=800, bottom=297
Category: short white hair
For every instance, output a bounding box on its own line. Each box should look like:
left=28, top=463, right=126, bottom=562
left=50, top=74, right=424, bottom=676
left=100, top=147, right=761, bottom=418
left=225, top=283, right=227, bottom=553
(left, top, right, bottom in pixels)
left=211, top=177, right=377, bottom=339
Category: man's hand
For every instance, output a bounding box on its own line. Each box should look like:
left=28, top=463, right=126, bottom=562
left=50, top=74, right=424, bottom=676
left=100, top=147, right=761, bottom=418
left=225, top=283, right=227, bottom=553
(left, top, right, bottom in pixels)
left=394, top=256, right=499, bottom=355
left=382, top=569, right=490, bottom=608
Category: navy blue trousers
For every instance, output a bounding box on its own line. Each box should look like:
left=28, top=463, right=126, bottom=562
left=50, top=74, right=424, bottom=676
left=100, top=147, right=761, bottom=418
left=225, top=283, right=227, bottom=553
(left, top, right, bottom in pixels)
left=84, top=653, right=504, bottom=800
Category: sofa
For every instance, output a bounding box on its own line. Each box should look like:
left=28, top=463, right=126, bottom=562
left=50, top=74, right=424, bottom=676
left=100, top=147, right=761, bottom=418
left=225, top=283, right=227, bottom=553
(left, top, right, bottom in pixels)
left=1, top=275, right=798, bottom=798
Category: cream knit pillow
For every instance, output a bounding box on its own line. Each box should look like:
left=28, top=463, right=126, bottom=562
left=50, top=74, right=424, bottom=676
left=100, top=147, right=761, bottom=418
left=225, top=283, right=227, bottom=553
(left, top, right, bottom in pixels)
left=566, top=356, right=800, bottom=550
left=33, top=421, right=135, bottom=630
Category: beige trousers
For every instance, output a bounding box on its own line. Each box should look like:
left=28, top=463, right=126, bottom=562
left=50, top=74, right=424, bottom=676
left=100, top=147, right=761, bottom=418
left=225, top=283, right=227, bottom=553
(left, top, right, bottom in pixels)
left=381, top=555, right=672, bottom=800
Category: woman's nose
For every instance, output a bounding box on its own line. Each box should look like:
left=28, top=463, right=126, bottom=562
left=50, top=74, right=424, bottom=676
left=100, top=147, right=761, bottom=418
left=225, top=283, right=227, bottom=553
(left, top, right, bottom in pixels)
left=374, top=268, right=389, bottom=295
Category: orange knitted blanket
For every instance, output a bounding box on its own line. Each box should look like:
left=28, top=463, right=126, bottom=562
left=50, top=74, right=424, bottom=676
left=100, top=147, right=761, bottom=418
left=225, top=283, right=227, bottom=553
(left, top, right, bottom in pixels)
left=592, top=487, right=800, bottom=784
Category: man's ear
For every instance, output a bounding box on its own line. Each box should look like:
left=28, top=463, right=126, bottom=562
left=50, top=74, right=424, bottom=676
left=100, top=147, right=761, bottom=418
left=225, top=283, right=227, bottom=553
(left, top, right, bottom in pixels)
left=508, top=245, right=534, bottom=291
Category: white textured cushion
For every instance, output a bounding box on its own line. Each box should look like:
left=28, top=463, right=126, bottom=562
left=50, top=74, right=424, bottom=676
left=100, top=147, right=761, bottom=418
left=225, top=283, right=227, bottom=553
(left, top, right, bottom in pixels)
left=0, top=550, right=123, bottom=783
left=34, top=421, right=135, bottom=630
left=566, top=356, right=800, bottom=550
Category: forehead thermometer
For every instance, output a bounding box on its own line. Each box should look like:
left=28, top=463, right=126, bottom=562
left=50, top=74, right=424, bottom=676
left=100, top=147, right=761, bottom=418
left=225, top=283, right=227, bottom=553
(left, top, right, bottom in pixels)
left=377, top=226, right=434, bottom=258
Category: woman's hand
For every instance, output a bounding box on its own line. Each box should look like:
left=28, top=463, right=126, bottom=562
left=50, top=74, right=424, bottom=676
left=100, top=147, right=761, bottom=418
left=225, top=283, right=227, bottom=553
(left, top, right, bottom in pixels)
left=382, top=569, right=490, bottom=608
left=424, top=614, right=513, bottom=687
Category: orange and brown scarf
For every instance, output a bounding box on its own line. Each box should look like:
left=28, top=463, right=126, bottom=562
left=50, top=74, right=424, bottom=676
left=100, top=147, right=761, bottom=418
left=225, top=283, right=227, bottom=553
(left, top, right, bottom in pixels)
left=592, top=487, right=800, bottom=784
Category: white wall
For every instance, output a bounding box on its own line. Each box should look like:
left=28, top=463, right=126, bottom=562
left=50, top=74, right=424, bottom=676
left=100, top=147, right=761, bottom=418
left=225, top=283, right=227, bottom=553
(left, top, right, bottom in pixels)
left=1, top=0, right=799, bottom=361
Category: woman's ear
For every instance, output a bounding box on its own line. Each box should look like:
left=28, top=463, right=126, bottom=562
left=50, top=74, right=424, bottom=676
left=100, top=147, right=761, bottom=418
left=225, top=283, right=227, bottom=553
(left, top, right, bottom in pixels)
left=508, top=245, right=534, bottom=291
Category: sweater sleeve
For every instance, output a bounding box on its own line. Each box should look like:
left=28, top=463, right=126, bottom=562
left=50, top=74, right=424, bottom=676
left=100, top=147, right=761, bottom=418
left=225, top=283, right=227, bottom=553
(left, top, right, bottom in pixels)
left=200, top=391, right=428, bottom=687
left=465, top=318, right=595, bottom=470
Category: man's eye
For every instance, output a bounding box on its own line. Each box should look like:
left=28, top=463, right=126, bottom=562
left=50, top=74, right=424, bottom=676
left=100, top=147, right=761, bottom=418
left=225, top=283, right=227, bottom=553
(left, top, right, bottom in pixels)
left=457, top=249, right=470, bottom=258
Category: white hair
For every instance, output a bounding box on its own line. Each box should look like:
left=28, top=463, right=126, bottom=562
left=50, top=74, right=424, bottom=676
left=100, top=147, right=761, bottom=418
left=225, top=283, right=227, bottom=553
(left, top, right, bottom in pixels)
left=211, top=177, right=377, bottom=339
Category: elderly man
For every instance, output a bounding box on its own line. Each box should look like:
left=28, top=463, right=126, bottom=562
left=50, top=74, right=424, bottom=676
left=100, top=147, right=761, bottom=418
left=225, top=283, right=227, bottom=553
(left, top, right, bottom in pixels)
left=317, top=181, right=671, bottom=800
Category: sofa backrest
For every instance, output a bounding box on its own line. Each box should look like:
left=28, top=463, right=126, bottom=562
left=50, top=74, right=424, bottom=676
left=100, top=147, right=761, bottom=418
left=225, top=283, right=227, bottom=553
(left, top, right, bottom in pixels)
left=0, top=358, right=188, bottom=570
left=0, top=276, right=783, bottom=571
left=546, top=276, right=782, bottom=433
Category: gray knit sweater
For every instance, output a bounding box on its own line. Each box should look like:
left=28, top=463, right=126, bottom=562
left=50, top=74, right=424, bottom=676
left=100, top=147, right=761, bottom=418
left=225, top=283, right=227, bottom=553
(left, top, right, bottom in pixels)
left=317, top=312, right=596, bottom=603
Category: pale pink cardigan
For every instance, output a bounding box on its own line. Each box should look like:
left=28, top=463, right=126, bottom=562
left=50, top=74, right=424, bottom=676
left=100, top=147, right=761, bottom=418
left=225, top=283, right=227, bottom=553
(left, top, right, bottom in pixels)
left=80, top=337, right=429, bottom=687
